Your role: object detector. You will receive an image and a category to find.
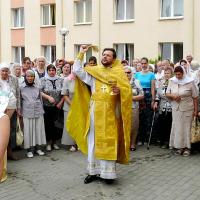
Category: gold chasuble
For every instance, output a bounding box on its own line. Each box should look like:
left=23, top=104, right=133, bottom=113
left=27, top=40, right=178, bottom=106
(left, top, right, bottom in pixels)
left=67, top=58, right=132, bottom=164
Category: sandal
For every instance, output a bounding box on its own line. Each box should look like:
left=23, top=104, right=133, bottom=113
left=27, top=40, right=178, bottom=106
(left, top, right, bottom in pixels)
left=175, top=149, right=183, bottom=155
left=183, top=149, right=190, bottom=157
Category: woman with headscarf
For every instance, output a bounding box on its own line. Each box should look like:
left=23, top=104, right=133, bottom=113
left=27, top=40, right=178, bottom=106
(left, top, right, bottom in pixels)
left=61, top=67, right=77, bottom=152
left=40, top=64, right=64, bottom=151
left=0, top=63, right=20, bottom=160
left=20, top=70, right=46, bottom=158
left=166, top=66, right=198, bottom=156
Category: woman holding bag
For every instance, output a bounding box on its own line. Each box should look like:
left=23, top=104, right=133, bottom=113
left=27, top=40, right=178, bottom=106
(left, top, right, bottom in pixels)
left=166, top=66, right=198, bottom=156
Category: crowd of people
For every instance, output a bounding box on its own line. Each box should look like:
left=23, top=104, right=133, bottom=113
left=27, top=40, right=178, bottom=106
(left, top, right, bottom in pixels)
left=0, top=46, right=200, bottom=184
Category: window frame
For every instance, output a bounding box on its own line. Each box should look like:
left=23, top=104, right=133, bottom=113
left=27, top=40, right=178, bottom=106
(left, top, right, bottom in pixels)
left=114, top=43, right=134, bottom=64
left=74, top=0, right=92, bottom=25
left=159, top=42, right=183, bottom=63
left=41, top=4, right=56, bottom=27
left=74, top=44, right=92, bottom=63
left=12, top=7, right=24, bottom=29
left=114, top=0, right=135, bottom=23
left=42, top=45, right=56, bottom=63
left=12, top=46, right=25, bottom=64
left=160, top=0, right=184, bottom=20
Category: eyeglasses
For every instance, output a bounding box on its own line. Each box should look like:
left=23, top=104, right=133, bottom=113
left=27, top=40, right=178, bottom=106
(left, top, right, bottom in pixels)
left=125, top=72, right=131, bottom=74
left=141, top=63, right=147, bottom=65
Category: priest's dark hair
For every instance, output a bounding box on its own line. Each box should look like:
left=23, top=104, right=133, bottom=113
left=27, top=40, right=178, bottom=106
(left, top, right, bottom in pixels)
left=102, top=48, right=117, bottom=59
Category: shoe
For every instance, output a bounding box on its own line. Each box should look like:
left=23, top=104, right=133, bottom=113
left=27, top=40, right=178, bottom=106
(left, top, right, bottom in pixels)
left=137, top=141, right=143, bottom=146
left=46, top=145, right=52, bottom=151
left=84, top=175, right=98, bottom=184
left=183, top=149, right=190, bottom=157
left=175, top=149, right=183, bottom=155
left=53, top=144, right=60, bottom=150
left=26, top=152, right=34, bottom=158
left=130, top=147, right=136, bottom=151
left=36, top=150, right=45, bottom=156
left=69, top=146, right=77, bottom=152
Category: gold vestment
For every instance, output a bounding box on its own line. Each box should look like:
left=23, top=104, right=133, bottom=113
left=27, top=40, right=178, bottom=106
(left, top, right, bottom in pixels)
left=67, top=56, right=132, bottom=164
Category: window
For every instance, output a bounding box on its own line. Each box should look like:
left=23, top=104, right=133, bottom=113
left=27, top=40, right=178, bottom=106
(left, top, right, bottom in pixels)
left=13, top=47, right=25, bottom=64
left=161, top=0, right=183, bottom=18
left=114, top=44, right=134, bottom=64
left=42, top=46, right=56, bottom=63
left=41, top=4, right=56, bottom=26
left=115, top=0, right=134, bottom=21
left=75, top=0, right=92, bottom=24
left=12, top=8, right=24, bottom=28
left=74, top=45, right=92, bottom=63
left=160, top=43, right=183, bottom=63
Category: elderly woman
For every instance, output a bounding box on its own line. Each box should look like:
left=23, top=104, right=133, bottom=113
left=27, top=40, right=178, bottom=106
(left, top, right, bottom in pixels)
left=154, top=67, right=173, bottom=148
left=0, top=80, right=10, bottom=183
left=166, top=66, right=198, bottom=156
left=40, top=64, right=64, bottom=151
left=12, top=63, right=24, bottom=86
left=61, top=71, right=77, bottom=151
left=20, top=70, right=46, bottom=158
left=124, top=67, right=144, bottom=151
left=0, top=63, right=20, bottom=160
left=134, top=57, right=156, bottom=145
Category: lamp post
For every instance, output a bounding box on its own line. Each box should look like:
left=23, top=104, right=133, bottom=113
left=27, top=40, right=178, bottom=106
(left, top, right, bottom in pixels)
left=59, top=28, right=69, bottom=59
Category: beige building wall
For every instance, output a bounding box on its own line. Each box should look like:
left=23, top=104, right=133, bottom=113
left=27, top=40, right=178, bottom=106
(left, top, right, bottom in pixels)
left=0, top=0, right=199, bottom=63
left=24, top=0, right=41, bottom=60
left=0, top=0, right=11, bottom=62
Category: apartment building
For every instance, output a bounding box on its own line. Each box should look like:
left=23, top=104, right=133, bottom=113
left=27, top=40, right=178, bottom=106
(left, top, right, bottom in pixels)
left=0, top=0, right=200, bottom=64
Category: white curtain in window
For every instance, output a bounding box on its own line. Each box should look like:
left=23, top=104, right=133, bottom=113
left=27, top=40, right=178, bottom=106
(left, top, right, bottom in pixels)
left=174, top=0, right=183, bottom=16
left=21, top=47, right=25, bottom=63
left=51, top=46, right=56, bottom=63
left=162, top=43, right=171, bottom=60
left=20, top=8, right=24, bottom=27
left=43, top=5, right=50, bottom=25
left=14, top=47, right=20, bottom=63
left=76, top=1, right=84, bottom=23
left=116, top=44, right=125, bottom=60
left=44, top=46, right=51, bottom=63
left=126, top=0, right=134, bottom=19
left=14, top=9, right=20, bottom=27
left=161, top=0, right=172, bottom=17
left=116, top=0, right=125, bottom=20
left=85, top=0, right=92, bottom=22
left=126, top=44, right=134, bottom=64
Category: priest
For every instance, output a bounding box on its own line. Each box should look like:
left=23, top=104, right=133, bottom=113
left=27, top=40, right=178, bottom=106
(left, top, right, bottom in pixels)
left=67, top=45, right=132, bottom=184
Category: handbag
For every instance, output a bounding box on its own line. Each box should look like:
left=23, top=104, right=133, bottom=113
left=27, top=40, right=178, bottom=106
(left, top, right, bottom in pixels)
left=191, top=117, right=200, bottom=143
left=16, top=117, right=23, bottom=146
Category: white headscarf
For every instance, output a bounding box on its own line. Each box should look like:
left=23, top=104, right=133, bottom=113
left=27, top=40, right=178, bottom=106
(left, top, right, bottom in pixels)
left=170, top=66, right=194, bottom=85
left=0, top=63, right=10, bottom=70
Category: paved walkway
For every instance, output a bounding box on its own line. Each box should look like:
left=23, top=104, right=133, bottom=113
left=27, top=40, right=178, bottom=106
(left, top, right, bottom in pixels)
left=1, top=146, right=200, bottom=200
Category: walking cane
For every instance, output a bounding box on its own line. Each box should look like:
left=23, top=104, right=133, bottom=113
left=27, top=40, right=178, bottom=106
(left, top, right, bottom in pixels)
left=147, top=111, right=156, bottom=150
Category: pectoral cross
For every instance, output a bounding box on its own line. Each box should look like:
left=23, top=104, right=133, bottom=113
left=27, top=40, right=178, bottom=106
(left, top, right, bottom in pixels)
left=101, top=84, right=107, bottom=93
